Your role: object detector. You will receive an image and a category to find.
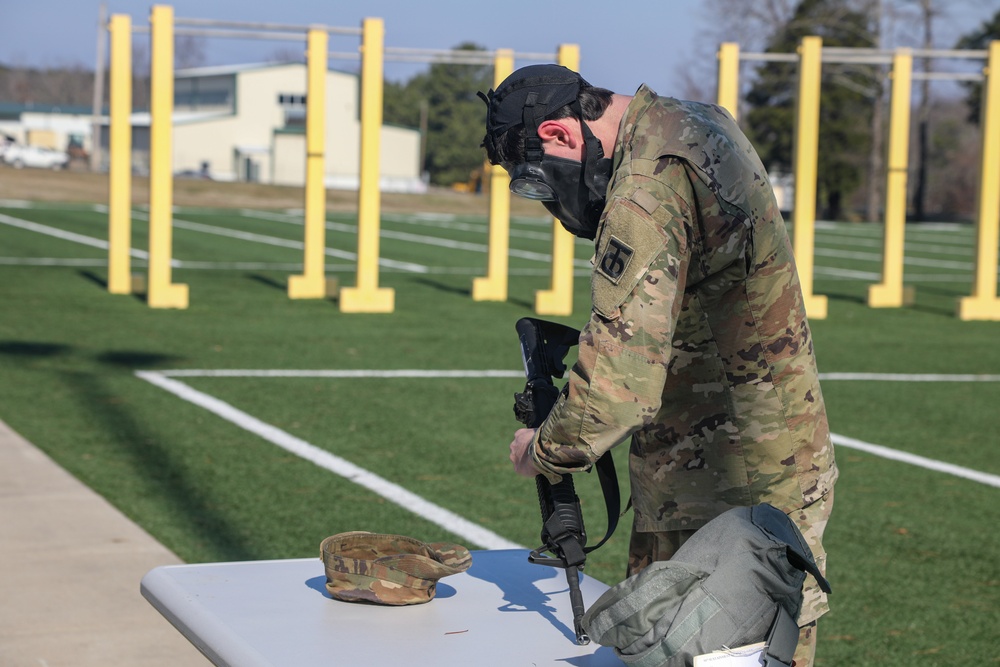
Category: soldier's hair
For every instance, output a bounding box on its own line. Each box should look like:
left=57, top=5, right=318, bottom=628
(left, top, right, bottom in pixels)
left=486, top=84, right=614, bottom=167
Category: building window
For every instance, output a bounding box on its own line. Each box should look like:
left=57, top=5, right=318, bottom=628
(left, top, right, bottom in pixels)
left=279, top=93, right=307, bottom=127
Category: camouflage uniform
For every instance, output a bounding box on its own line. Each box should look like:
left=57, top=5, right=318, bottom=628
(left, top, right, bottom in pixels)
left=528, top=86, right=838, bottom=657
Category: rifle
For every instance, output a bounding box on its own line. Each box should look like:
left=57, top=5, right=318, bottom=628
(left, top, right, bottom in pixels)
left=513, top=317, right=621, bottom=646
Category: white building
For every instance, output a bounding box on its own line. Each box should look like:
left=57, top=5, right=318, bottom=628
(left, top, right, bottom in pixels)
left=99, top=62, right=424, bottom=192
left=0, top=102, right=93, bottom=154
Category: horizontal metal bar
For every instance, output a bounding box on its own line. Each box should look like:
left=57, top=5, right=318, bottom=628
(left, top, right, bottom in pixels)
left=385, top=56, right=495, bottom=65
left=740, top=53, right=799, bottom=63
left=173, top=28, right=307, bottom=42
left=741, top=46, right=990, bottom=64
left=823, top=54, right=893, bottom=64
left=911, top=71, right=984, bottom=81
left=383, top=46, right=555, bottom=61
left=330, top=50, right=556, bottom=63
left=910, top=48, right=988, bottom=60
left=174, top=17, right=361, bottom=35
left=385, top=46, right=489, bottom=57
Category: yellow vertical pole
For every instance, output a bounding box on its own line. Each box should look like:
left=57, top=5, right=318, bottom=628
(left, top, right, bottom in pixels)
left=472, top=48, right=515, bottom=302
left=288, top=28, right=330, bottom=299
left=958, top=40, right=1000, bottom=320
left=107, top=14, right=132, bottom=295
left=535, top=43, right=579, bottom=317
left=717, top=42, right=740, bottom=121
left=146, top=4, right=188, bottom=309
left=791, top=36, right=826, bottom=319
left=340, top=17, right=394, bottom=313
left=868, top=49, right=915, bottom=308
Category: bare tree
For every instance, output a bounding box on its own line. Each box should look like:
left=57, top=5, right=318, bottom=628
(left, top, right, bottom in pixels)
left=175, top=35, right=207, bottom=71
left=267, top=47, right=306, bottom=64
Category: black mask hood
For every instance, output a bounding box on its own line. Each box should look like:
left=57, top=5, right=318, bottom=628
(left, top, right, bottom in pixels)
left=479, top=64, right=611, bottom=239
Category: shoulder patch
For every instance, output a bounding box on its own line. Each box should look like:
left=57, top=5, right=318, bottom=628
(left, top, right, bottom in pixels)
left=592, top=197, right=668, bottom=319
left=597, top=236, right=634, bottom=284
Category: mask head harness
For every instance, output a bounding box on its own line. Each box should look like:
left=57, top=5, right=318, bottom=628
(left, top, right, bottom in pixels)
left=479, top=64, right=611, bottom=239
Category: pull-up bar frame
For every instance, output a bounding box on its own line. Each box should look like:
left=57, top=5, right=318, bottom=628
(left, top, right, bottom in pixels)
left=716, top=39, right=999, bottom=320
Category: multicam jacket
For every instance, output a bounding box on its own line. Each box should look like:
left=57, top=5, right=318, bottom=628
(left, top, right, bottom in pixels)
left=531, top=85, right=838, bottom=534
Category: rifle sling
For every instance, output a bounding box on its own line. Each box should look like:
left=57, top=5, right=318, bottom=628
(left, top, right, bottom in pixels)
left=583, top=451, right=621, bottom=554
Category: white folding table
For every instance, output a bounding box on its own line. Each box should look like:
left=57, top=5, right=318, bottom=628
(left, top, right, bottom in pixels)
left=141, top=548, right=624, bottom=666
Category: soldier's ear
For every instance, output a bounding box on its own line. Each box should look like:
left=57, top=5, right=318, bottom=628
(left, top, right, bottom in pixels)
left=537, top=120, right=579, bottom=149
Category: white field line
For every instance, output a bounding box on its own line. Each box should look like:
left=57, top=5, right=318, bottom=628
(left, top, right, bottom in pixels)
left=380, top=211, right=555, bottom=242
left=134, top=370, right=523, bottom=550
left=815, top=246, right=985, bottom=271
left=814, top=266, right=882, bottom=281
left=157, top=369, right=525, bottom=378
left=243, top=209, right=592, bottom=268
left=144, top=368, right=1000, bottom=489
left=816, top=233, right=979, bottom=258
left=831, top=433, right=1000, bottom=488
left=813, top=266, right=976, bottom=283
left=144, top=213, right=430, bottom=274
left=821, top=372, right=1000, bottom=382
left=0, top=257, right=113, bottom=267
left=816, top=221, right=975, bottom=246
left=0, top=212, right=148, bottom=259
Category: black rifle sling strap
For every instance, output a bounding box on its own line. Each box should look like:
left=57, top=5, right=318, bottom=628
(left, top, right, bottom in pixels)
left=584, top=451, right=621, bottom=554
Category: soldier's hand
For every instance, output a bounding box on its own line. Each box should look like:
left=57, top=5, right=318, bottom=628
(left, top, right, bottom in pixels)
left=509, top=428, right=539, bottom=478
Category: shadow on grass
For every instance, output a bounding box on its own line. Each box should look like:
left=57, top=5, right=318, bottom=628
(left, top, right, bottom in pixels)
left=0, top=341, right=72, bottom=357
left=78, top=270, right=107, bottom=289
left=0, top=340, right=180, bottom=370
left=0, top=342, right=256, bottom=560
left=59, top=366, right=259, bottom=561
left=818, top=287, right=964, bottom=319
left=246, top=273, right=286, bottom=292
left=78, top=270, right=149, bottom=303
left=821, top=290, right=866, bottom=306
left=412, top=276, right=472, bottom=298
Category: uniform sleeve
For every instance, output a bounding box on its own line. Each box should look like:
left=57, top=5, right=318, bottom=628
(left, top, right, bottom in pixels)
left=531, top=164, right=695, bottom=481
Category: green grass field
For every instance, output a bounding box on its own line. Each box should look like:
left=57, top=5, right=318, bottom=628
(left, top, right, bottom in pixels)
left=1, top=198, right=997, bottom=665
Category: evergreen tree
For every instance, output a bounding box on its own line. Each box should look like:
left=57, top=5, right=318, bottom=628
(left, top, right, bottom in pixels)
left=955, top=9, right=1000, bottom=125
left=383, top=43, right=492, bottom=187
left=744, top=0, right=877, bottom=220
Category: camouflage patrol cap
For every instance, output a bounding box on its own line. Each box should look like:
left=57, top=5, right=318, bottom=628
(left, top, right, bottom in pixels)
left=320, top=531, right=472, bottom=605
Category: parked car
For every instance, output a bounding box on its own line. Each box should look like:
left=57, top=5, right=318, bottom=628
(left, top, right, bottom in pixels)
left=2, top=144, right=70, bottom=170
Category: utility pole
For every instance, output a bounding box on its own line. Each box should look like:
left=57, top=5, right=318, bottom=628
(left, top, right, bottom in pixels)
left=912, top=0, right=936, bottom=221
left=90, top=2, right=107, bottom=171
left=866, top=0, right=886, bottom=223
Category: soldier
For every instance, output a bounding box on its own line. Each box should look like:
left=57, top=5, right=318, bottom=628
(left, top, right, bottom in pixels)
left=480, top=65, right=838, bottom=667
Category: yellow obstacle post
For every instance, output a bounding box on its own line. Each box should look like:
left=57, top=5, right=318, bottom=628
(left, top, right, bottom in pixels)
left=958, top=40, right=1000, bottom=321
left=340, top=17, right=394, bottom=313
left=288, top=27, right=332, bottom=299
left=472, top=48, right=515, bottom=302
left=107, top=14, right=132, bottom=295
left=534, top=43, right=580, bottom=317
left=716, top=42, right=741, bottom=121
left=146, top=4, right=189, bottom=309
left=868, top=48, right=915, bottom=308
left=791, top=36, right=827, bottom=319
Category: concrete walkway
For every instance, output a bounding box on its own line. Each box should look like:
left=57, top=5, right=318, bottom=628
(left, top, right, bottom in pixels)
left=0, top=418, right=208, bottom=666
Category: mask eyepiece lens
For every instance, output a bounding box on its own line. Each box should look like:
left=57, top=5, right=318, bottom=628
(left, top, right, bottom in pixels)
left=511, top=179, right=555, bottom=201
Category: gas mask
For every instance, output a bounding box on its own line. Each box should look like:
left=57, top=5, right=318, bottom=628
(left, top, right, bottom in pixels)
left=509, top=152, right=611, bottom=241
left=480, top=64, right=613, bottom=240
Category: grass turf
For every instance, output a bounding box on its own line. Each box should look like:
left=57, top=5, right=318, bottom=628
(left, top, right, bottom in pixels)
left=1, top=200, right=998, bottom=665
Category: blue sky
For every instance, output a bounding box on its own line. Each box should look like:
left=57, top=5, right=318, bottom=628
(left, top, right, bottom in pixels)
left=2, top=1, right=998, bottom=100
